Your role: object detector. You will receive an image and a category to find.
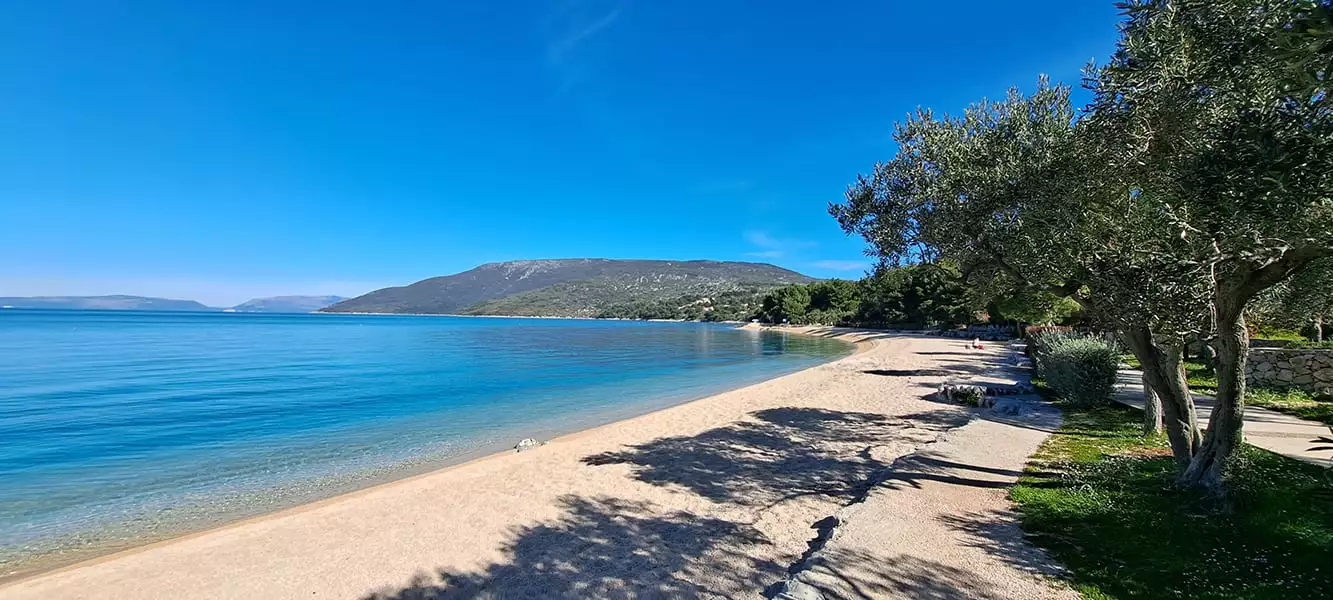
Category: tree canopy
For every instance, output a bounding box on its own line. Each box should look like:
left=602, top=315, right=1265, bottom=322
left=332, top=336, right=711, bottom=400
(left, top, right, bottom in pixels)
left=830, top=0, right=1333, bottom=492
left=1251, top=258, right=1333, bottom=342
left=754, top=264, right=975, bottom=328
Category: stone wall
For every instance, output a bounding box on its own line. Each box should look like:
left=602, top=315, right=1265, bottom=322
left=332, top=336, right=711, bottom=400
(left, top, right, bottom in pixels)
left=1245, top=348, right=1333, bottom=396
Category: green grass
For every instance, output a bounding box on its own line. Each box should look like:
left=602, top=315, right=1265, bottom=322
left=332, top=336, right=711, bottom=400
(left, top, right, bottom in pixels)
left=1117, top=356, right=1218, bottom=389
left=1011, top=403, right=1333, bottom=599
left=1253, top=329, right=1309, bottom=343
left=1178, top=361, right=1333, bottom=426
left=1246, top=388, right=1333, bottom=427
left=1184, top=360, right=1218, bottom=390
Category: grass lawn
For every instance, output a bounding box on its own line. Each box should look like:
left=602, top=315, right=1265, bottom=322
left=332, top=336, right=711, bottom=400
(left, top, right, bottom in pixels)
left=1246, top=388, right=1333, bottom=427
left=1117, top=355, right=1219, bottom=390
left=1181, top=361, right=1333, bottom=426
left=1011, top=403, right=1333, bottom=599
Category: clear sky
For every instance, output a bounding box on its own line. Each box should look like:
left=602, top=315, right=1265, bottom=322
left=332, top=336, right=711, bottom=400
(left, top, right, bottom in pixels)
left=0, top=1, right=1122, bottom=306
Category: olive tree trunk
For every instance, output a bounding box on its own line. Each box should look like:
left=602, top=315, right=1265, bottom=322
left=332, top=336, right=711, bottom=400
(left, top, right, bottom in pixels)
left=1180, top=299, right=1249, bottom=494
left=1123, top=326, right=1200, bottom=467
left=1142, top=372, right=1163, bottom=435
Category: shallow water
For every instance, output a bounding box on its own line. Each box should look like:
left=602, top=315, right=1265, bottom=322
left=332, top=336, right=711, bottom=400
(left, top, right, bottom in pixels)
left=0, top=310, right=850, bottom=576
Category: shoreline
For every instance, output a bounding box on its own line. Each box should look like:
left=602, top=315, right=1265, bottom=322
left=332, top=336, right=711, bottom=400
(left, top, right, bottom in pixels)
left=312, top=310, right=743, bottom=323
left=0, top=325, right=867, bottom=588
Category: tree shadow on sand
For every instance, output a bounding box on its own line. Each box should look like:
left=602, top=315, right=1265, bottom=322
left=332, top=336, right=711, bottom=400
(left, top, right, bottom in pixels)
left=582, top=407, right=921, bottom=508
left=582, top=405, right=1044, bottom=513
left=792, top=549, right=1025, bottom=600
left=863, top=368, right=953, bottom=377
left=935, top=510, right=1071, bottom=582
left=362, top=495, right=784, bottom=600
left=358, top=501, right=1024, bottom=600
left=362, top=402, right=1062, bottom=599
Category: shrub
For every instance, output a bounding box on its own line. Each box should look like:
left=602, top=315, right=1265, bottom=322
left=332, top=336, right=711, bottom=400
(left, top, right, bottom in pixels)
left=1043, top=336, right=1121, bottom=405
left=1027, top=328, right=1080, bottom=377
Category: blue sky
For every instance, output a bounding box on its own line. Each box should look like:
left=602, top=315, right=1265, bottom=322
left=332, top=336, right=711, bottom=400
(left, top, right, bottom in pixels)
left=0, top=1, right=1121, bottom=305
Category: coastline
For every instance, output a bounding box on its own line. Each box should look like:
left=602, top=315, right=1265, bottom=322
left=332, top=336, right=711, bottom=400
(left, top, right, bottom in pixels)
left=0, top=316, right=1076, bottom=600
left=0, top=325, right=864, bottom=587
left=1, top=327, right=1067, bottom=599
left=312, top=310, right=746, bottom=323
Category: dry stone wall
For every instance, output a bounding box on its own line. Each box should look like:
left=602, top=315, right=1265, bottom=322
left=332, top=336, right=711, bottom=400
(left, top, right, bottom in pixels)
left=1245, top=348, right=1333, bottom=396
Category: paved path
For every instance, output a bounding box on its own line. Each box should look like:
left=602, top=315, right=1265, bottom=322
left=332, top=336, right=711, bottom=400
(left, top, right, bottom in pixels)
left=777, top=339, right=1076, bottom=600
left=779, top=397, right=1077, bottom=600
left=1113, top=369, right=1333, bottom=466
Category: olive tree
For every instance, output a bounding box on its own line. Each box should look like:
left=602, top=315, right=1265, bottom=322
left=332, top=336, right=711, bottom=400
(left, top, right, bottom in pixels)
left=836, top=0, right=1332, bottom=493
left=1084, top=0, right=1333, bottom=491
left=830, top=78, right=1206, bottom=464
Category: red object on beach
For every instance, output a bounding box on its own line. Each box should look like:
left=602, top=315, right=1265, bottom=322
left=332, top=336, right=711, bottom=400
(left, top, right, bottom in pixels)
left=978, top=343, right=985, bottom=350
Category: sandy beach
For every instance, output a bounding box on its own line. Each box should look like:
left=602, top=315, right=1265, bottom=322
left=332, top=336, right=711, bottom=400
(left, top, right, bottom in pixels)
left=0, top=328, right=1074, bottom=599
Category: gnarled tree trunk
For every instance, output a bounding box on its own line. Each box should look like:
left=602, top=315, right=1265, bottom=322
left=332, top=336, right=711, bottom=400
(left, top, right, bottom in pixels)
left=1142, top=372, right=1163, bottom=435
left=1180, top=299, right=1248, bottom=494
left=1122, top=326, right=1200, bottom=467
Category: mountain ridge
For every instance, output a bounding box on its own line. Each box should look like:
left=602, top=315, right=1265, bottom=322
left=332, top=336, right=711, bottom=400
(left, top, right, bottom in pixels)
left=322, top=259, right=815, bottom=319
left=0, top=295, right=217, bottom=312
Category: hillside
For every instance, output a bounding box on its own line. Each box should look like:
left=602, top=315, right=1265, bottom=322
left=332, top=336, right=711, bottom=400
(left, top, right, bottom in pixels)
left=0, top=295, right=216, bottom=311
left=230, top=295, right=346, bottom=313
left=322, top=259, right=815, bottom=319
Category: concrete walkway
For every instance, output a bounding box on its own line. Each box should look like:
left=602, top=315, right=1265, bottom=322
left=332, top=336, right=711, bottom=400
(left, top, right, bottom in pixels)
left=1113, top=369, right=1333, bottom=466
left=775, top=340, right=1077, bottom=600
left=779, top=397, right=1078, bottom=600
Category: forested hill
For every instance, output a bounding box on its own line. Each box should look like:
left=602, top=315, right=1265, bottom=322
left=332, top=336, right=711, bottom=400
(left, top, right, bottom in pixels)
left=320, top=259, right=816, bottom=320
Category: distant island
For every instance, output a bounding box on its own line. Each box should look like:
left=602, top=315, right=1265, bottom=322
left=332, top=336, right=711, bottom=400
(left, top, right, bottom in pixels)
left=322, top=259, right=816, bottom=320
left=2, top=260, right=815, bottom=320
left=0, top=294, right=347, bottom=313
left=228, top=295, right=346, bottom=313
left=0, top=295, right=216, bottom=312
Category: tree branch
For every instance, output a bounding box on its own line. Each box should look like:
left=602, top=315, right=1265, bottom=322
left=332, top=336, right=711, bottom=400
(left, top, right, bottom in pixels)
left=1233, top=246, right=1333, bottom=305
left=976, top=237, right=1084, bottom=298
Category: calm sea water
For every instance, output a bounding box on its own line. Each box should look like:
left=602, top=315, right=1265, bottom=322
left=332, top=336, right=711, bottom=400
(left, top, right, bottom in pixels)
left=0, top=309, right=850, bottom=576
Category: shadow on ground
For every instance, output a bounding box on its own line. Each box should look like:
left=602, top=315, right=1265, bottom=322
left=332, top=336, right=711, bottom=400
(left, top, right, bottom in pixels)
left=936, top=509, right=1071, bottom=582
left=359, top=501, right=1032, bottom=600
left=362, top=495, right=782, bottom=599
left=863, top=369, right=952, bottom=377
left=795, top=550, right=1021, bottom=600
left=362, top=341, right=1054, bottom=599
left=360, top=406, right=984, bottom=599
left=583, top=407, right=916, bottom=508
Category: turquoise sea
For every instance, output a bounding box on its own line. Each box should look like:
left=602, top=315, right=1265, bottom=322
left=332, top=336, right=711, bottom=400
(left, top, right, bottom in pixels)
left=0, top=309, right=850, bottom=576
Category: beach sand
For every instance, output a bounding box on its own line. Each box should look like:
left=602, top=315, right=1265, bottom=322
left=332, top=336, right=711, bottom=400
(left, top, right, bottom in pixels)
left=0, top=328, right=1073, bottom=599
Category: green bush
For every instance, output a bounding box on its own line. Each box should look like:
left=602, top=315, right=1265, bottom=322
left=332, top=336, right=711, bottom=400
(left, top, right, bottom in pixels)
left=1044, top=336, right=1121, bottom=405
left=1026, top=328, right=1079, bottom=377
